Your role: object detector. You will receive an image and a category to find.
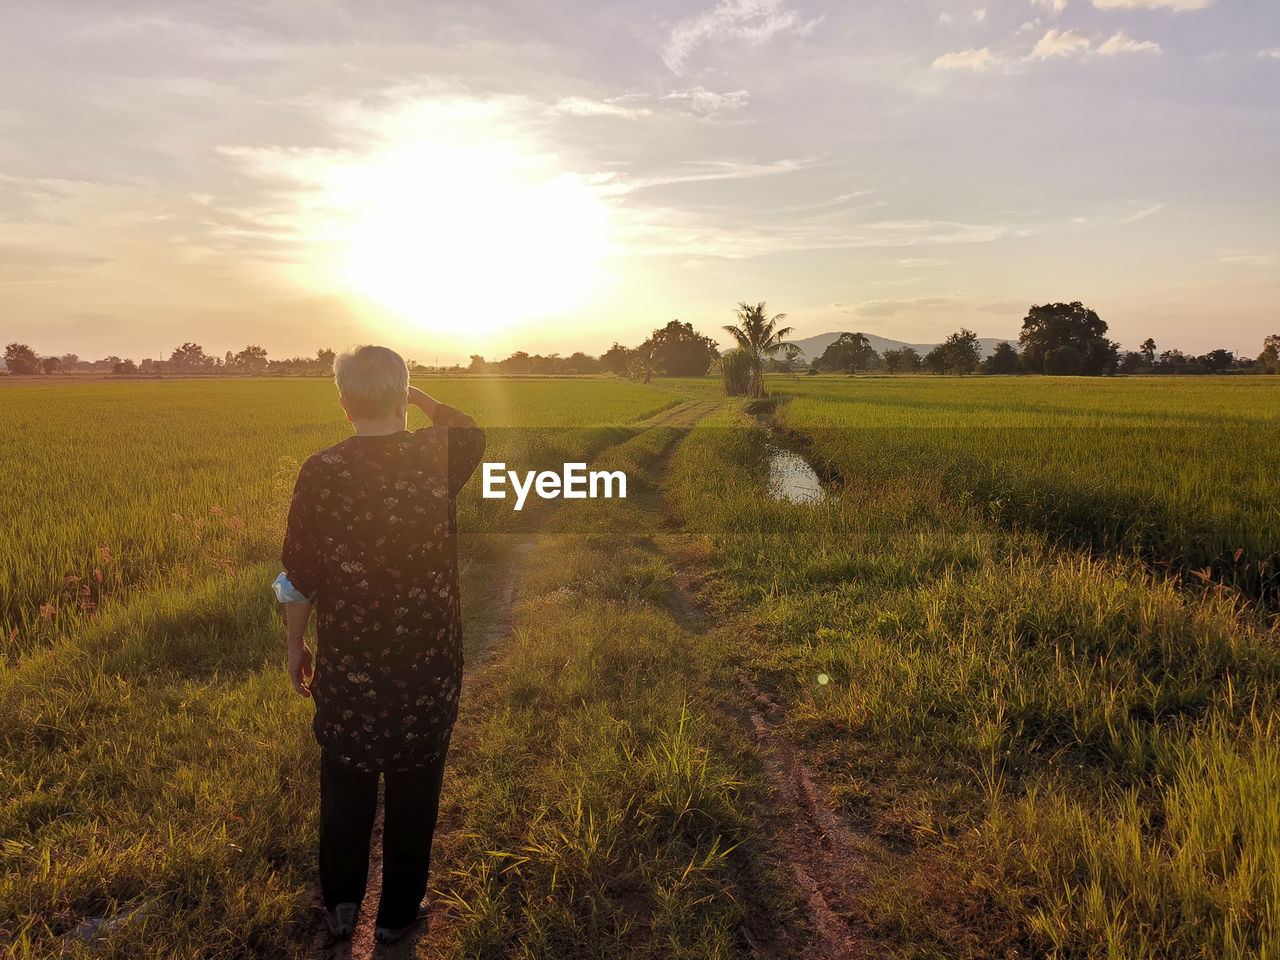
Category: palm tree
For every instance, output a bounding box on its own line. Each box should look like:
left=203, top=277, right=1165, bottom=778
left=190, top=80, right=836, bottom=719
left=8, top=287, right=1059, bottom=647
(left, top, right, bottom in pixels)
left=722, top=301, right=794, bottom=398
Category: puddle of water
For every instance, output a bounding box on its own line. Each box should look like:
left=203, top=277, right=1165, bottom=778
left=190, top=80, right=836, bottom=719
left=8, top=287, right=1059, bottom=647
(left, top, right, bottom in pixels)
left=766, top=444, right=828, bottom=505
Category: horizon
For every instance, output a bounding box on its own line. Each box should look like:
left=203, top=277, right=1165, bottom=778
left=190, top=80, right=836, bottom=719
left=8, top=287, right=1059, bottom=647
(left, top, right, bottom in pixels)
left=2, top=2, right=1277, bottom=362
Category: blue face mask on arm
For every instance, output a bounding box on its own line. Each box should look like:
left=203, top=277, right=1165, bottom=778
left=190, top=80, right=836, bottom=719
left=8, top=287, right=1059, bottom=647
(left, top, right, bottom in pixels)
left=272, top=571, right=312, bottom=604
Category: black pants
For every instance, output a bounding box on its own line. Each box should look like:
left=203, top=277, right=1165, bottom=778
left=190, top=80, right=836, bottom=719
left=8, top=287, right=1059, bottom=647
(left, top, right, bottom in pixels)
left=318, top=748, right=448, bottom=928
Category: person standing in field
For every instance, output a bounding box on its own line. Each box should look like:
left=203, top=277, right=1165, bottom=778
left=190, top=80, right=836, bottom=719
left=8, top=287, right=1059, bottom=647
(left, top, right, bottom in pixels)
left=273, top=344, right=486, bottom=945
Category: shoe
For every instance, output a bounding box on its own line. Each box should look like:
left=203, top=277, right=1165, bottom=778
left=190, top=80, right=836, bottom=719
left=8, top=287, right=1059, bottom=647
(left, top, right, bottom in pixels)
left=373, top=905, right=428, bottom=945
left=326, top=902, right=358, bottom=938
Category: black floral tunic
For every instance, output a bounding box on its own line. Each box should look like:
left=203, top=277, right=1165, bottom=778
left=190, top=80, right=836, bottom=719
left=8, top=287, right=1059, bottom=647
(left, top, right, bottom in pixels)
left=281, top=406, right=486, bottom=772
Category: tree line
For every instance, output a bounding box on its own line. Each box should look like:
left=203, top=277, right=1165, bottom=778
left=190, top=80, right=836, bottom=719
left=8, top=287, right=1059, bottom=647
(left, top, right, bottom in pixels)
left=808, top=302, right=1278, bottom=376
left=5, top=301, right=1278, bottom=380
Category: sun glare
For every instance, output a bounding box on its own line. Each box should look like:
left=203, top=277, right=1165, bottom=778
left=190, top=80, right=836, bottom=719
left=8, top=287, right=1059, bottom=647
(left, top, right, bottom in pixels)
left=331, top=136, right=613, bottom=339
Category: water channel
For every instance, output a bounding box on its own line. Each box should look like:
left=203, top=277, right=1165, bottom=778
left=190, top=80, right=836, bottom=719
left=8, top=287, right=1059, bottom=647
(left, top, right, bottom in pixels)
left=765, top=442, right=828, bottom=505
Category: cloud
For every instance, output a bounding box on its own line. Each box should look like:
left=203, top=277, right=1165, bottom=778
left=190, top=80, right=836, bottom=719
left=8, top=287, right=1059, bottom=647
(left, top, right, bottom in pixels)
left=661, top=87, right=751, bottom=116
left=661, top=0, right=823, bottom=74
left=595, top=156, right=816, bottom=196
left=0, top=245, right=113, bottom=283
left=554, top=96, right=652, bottom=119
left=1031, top=28, right=1092, bottom=59
left=977, top=299, right=1028, bottom=314
left=1117, top=202, right=1165, bottom=224
left=1219, top=252, right=1278, bottom=266
left=1259, top=49, right=1280, bottom=59
left=1092, top=0, right=1212, bottom=9
left=933, top=8, right=984, bottom=25
left=1097, top=30, right=1162, bottom=55
left=932, top=47, right=994, bottom=71
left=839, top=297, right=961, bottom=317
left=613, top=211, right=1009, bottom=260
left=1031, top=0, right=1069, bottom=14
left=895, top=257, right=952, bottom=267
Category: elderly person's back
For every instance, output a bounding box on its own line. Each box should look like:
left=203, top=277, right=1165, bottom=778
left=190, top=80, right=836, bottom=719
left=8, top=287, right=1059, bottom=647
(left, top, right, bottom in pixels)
left=275, top=345, right=485, bottom=944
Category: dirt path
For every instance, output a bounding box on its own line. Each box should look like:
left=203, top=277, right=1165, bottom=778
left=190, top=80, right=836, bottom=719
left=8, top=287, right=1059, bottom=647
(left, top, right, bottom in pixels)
left=296, top=397, right=896, bottom=959
left=296, top=401, right=714, bottom=959
left=297, top=536, right=532, bottom=960
left=734, top=672, right=889, bottom=959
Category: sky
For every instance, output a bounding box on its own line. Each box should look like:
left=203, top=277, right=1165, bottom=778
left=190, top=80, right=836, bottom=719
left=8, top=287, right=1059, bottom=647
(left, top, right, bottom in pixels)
left=1, top=0, right=1277, bottom=364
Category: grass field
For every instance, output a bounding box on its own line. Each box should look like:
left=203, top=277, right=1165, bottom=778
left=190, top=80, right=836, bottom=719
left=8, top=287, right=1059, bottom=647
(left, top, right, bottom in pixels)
left=663, top=379, right=1280, bottom=957
left=771, top=375, right=1280, bottom=605
left=0, top=377, right=680, bottom=649
left=3, top=373, right=1279, bottom=958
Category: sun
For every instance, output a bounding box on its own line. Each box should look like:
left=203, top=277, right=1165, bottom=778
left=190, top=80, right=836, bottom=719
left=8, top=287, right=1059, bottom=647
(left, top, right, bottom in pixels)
left=330, top=137, right=613, bottom=339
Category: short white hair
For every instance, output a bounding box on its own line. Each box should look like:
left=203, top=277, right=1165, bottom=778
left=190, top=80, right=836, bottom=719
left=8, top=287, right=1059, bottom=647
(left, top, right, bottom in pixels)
left=333, top=345, right=409, bottom=419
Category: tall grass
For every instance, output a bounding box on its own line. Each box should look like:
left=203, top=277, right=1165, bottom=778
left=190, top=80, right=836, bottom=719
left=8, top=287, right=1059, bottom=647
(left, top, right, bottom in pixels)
left=663, top=400, right=1280, bottom=958
left=775, top=375, right=1280, bottom=604
left=423, top=416, right=792, bottom=958
left=0, top=378, right=679, bottom=650
left=0, top=379, right=698, bottom=957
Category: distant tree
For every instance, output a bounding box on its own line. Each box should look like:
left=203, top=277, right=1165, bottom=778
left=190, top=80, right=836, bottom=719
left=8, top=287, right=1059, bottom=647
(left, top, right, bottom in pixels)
left=232, top=344, right=268, bottom=372
left=922, top=345, right=948, bottom=374
left=1085, top=336, right=1119, bottom=375
left=562, top=351, right=601, bottom=374
left=720, top=349, right=754, bottom=397
left=897, top=346, right=922, bottom=372
left=600, top=343, right=633, bottom=376
left=317, top=347, right=336, bottom=372
left=112, top=359, right=138, bottom=374
left=497, top=351, right=532, bottom=375
left=1159, top=348, right=1186, bottom=370
left=4, top=343, right=39, bottom=374
left=628, top=341, right=656, bottom=384
left=169, top=341, right=213, bottom=371
left=224, top=350, right=235, bottom=368
left=982, top=341, right=1021, bottom=375
left=782, top=343, right=802, bottom=370
left=1140, top=338, right=1157, bottom=367
left=40, top=356, right=62, bottom=374
left=649, top=319, right=719, bottom=376
left=816, top=332, right=877, bottom=373
left=1118, top=351, right=1145, bottom=374
left=1045, top=344, right=1084, bottom=375
left=939, top=328, right=982, bottom=374
left=1019, top=302, right=1118, bottom=375
left=1257, top=334, right=1279, bottom=374
left=59, top=353, right=79, bottom=369
left=468, top=354, right=488, bottom=373
left=722, top=301, right=793, bottom=398
left=529, top=353, right=560, bottom=375
left=1199, top=349, right=1235, bottom=372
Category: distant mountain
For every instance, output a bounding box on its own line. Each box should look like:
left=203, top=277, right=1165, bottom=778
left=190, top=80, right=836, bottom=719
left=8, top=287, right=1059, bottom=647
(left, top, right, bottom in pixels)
left=786, top=331, right=1016, bottom=361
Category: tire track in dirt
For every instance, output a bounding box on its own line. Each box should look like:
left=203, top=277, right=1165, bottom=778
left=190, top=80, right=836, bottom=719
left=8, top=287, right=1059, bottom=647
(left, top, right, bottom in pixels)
left=668, top=570, right=893, bottom=959
left=735, top=672, right=885, bottom=960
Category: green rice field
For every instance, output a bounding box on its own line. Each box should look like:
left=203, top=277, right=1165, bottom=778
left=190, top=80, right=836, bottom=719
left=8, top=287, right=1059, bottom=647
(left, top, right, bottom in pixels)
left=3, top=373, right=1278, bottom=959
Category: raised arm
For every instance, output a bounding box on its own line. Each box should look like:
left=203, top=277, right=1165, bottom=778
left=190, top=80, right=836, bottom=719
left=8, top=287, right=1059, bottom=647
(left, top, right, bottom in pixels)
left=407, top=386, right=486, bottom=495
left=408, top=386, right=477, bottom=430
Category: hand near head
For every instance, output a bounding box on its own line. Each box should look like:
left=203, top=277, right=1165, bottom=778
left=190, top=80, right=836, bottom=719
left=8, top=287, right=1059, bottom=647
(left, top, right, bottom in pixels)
left=407, top=385, right=441, bottom=419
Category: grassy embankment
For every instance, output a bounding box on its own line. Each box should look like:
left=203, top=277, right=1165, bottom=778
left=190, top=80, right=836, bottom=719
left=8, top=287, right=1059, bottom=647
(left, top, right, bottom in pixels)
left=773, top=375, right=1280, bottom=605
left=0, top=377, right=694, bottom=958
left=663, top=384, right=1280, bottom=958
left=423, top=401, right=801, bottom=958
